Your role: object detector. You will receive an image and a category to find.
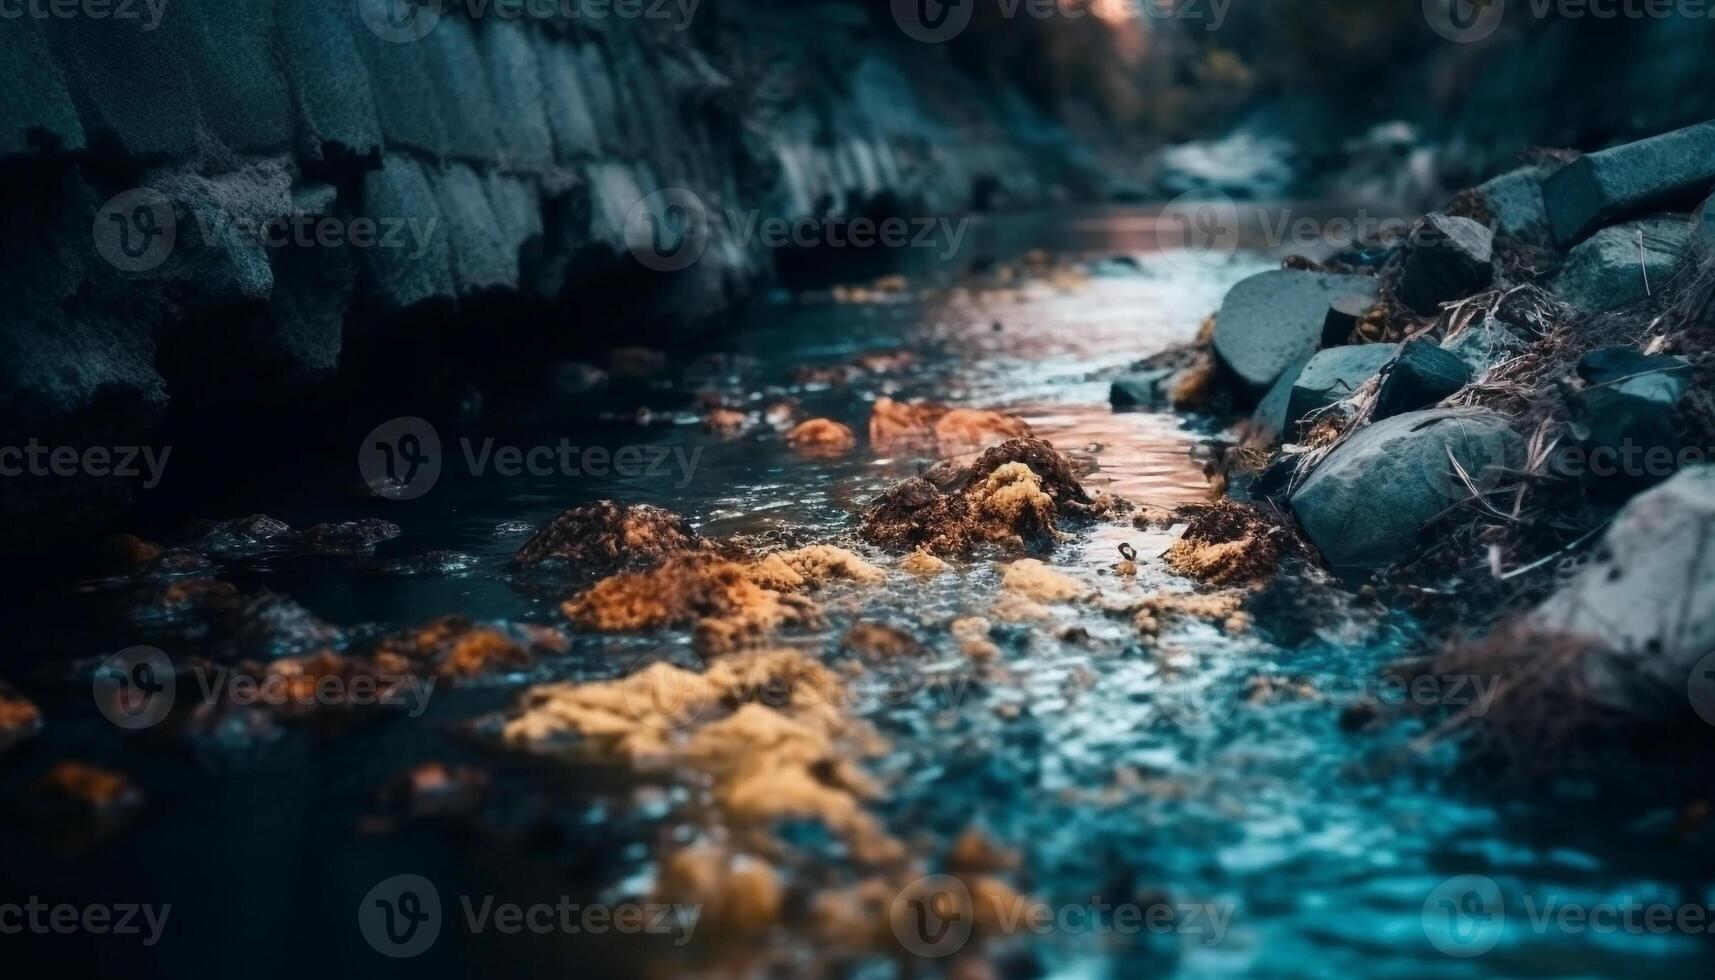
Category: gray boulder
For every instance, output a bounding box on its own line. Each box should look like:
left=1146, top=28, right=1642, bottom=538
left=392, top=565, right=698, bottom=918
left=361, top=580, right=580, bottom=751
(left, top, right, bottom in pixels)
left=1551, top=216, right=1688, bottom=313
left=1567, top=347, right=1693, bottom=496
left=1397, top=213, right=1493, bottom=315
left=1211, top=269, right=1379, bottom=401
left=1290, top=409, right=1522, bottom=572
left=1474, top=164, right=1558, bottom=242
left=1532, top=466, right=1715, bottom=721
left=1542, top=121, right=1715, bottom=247
left=1285, top=344, right=1398, bottom=434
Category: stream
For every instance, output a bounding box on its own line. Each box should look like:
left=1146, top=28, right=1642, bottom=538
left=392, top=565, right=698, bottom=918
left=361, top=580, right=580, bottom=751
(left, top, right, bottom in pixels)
left=2, top=206, right=1711, bottom=979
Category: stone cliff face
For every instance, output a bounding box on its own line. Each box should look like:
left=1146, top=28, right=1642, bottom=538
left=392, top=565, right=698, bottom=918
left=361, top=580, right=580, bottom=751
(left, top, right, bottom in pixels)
left=1, top=0, right=1100, bottom=543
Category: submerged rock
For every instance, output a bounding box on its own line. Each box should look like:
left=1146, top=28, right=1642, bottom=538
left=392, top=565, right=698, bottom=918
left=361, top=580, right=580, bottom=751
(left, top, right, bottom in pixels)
left=1541, top=121, right=1715, bottom=246
left=0, top=683, right=42, bottom=752
left=1551, top=216, right=1689, bottom=313
left=512, top=501, right=704, bottom=574
left=1372, top=338, right=1471, bottom=421
left=1396, top=213, right=1493, bottom=315
left=25, top=761, right=145, bottom=853
left=1285, top=344, right=1397, bottom=434
left=1532, top=466, right=1715, bottom=720
left=1211, top=269, right=1379, bottom=400
left=786, top=418, right=856, bottom=456
left=1290, top=409, right=1522, bottom=572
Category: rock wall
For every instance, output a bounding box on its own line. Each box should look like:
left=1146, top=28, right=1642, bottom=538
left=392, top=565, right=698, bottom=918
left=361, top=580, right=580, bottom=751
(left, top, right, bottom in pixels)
left=1, top=0, right=1100, bottom=542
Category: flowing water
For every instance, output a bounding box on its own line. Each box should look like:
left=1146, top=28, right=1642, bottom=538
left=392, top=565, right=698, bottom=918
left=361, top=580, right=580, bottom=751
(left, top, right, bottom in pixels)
left=3, top=207, right=1711, bottom=979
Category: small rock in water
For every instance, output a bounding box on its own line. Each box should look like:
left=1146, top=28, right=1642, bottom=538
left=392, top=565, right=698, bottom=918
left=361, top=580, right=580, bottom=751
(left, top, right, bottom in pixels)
left=786, top=418, right=856, bottom=456
left=1373, top=338, right=1471, bottom=420
left=0, top=683, right=43, bottom=753
left=192, top=514, right=294, bottom=557
left=1396, top=213, right=1493, bottom=315
left=362, top=550, right=480, bottom=578
left=512, top=501, right=705, bottom=575
left=840, top=622, right=927, bottom=659
left=298, top=518, right=401, bottom=555
left=1109, top=368, right=1174, bottom=410
left=24, top=761, right=146, bottom=853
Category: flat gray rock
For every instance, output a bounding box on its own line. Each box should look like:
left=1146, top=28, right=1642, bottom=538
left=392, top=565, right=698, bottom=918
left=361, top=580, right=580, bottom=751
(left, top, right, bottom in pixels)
left=1290, top=409, right=1522, bottom=572
left=1533, top=466, right=1715, bottom=720
left=1551, top=216, right=1689, bottom=313
left=1211, top=269, right=1379, bottom=400
left=1542, top=122, right=1715, bottom=247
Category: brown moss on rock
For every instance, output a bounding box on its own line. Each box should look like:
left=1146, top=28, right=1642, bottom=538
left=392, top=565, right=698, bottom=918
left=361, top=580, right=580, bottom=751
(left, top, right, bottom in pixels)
left=1163, top=500, right=1285, bottom=586
left=26, top=761, right=145, bottom=852
left=0, top=683, right=43, bottom=752
left=653, top=844, right=783, bottom=936
left=862, top=439, right=1098, bottom=557
left=1000, top=559, right=1090, bottom=603
left=512, top=501, right=705, bottom=573
left=504, top=648, right=900, bottom=862
left=562, top=558, right=822, bottom=655
left=373, top=616, right=566, bottom=680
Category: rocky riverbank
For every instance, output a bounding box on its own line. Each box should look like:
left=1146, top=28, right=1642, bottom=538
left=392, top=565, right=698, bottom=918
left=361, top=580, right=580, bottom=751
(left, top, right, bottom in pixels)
left=1124, top=120, right=1715, bottom=775
left=1, top=0, right=1117, bottom=550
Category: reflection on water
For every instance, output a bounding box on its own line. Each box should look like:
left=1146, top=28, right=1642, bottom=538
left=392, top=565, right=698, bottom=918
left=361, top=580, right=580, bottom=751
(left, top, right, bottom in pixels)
left=2, top=208, right=1710, bottom=979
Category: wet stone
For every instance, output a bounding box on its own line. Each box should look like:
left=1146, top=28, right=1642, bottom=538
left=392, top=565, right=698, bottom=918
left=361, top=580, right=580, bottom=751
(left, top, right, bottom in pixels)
left=24, top=761, right=146, bottom=853
left=1211, top=269, right=1380, bottom=399
left=1551, top=216, right=1689, bottom=313
left=1286, top=344, right=1397, bottom=434
left=1541, top=121, right=1715, bottom=247
left=1567, top=346, right=1693, bottom=495
left=1373, top=338, right=1471, bottom=421
left=1396, top=213, right=1493, bottom=315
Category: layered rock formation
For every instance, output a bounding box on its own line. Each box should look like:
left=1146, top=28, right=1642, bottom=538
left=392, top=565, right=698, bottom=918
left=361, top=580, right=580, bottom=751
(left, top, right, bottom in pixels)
left=1, top=0, right=1102, bottom=545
